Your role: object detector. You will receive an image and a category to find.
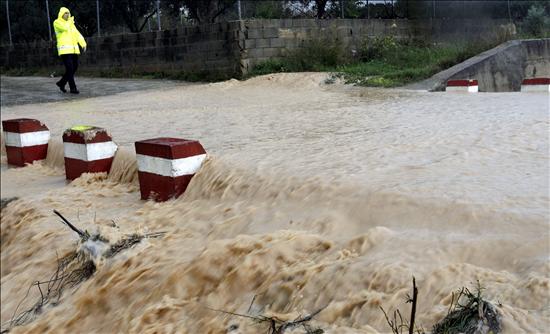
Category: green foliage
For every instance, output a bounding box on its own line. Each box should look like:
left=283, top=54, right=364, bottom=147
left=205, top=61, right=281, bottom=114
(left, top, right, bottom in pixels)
left=251, top=1, right=285, bottom=19
left=520, top=4, right=550, bottom=37
left=0, top=0, right=50, bottom=42
left=250, top=36, right=500, bottom=88
left=248, top=36, right=348, bottom=77
left=182, top=0, right=237, bottom=23
left=100, top=0, right=157, bottom=33
left=358, top=36, right=399, bottom=62
left=249, top=59, right=289, bottom=76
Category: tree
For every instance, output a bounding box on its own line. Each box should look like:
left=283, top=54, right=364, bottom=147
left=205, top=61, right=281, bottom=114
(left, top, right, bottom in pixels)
left=294, top=0, right=329, bottom=18
left=522, top=3, right=550, bottom=36
left=182, top=0, right=237, bottom=23
left=1, top=0, right=50, bottom=43
left=101, top=0, right=157, bottom=33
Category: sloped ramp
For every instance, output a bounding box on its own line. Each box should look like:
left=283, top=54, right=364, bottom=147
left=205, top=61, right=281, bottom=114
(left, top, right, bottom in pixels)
left=408, top=38, right=550, bottom=92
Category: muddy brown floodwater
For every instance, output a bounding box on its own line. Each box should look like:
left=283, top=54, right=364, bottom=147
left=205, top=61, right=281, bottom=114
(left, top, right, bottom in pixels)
left=1, top=73, right=549, bottom=333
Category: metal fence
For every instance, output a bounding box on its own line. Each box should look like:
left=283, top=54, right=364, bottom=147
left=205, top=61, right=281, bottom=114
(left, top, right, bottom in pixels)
left=1, top=0, right=546, bottom=45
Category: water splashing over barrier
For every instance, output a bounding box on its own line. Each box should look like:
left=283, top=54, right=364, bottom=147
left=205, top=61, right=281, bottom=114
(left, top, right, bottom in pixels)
left=1, top=74, right=548, bottom=333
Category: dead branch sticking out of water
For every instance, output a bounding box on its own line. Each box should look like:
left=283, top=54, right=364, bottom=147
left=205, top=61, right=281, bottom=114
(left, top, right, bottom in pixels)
left=209, top=297, right=325, bottom=334
left=53, top=209, right=89, bottom=240
left=0, top=211, right=166, bottom=333
left=381, top=279, right=501, bottom=334
left=380, top=277, right=424, bottom=334
left=432, top=281, right=501, bottom=334
left=2, top=251, right=96, bottom=333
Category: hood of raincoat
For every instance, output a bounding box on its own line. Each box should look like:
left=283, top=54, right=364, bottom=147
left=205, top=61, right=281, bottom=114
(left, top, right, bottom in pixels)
left=58, top=7, right=70, bottom=20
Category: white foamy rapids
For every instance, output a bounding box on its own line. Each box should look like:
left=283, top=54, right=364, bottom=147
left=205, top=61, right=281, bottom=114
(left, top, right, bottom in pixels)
left=1, top=74, right=548, bottom=333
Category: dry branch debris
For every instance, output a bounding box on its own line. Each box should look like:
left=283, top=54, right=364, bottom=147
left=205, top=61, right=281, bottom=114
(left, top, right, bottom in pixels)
left=0, top=210, right=165, bottom=333
left=209, top=297, right=325, bottom=334
left=432, top=282, right=501, bottom=334
left=380, top=277, right=423, bottom=334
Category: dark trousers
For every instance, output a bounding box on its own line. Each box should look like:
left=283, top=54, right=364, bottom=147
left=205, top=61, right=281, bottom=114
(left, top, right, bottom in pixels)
left=58, top=54, right=79, bottom=91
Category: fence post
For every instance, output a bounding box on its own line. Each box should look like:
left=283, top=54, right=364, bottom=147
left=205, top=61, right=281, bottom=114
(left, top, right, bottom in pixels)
left=237, top=0, right=242, bottom=20
left=96, top=0, right=101, bottom=36
left=156, top=0, right=161, bottom=31
left=45, top=0, right=52, bottom=41
left=6, top=0, right=12, bottom=45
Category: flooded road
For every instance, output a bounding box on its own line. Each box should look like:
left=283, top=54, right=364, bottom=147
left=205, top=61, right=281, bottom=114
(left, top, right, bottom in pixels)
left=1, top=74, right=549, bottom=333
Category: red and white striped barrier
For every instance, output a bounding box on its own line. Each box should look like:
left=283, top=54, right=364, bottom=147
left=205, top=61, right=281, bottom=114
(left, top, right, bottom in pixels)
left=62, top=126, right=118, bottom=180
left=521, top=78, right=550, bottom=92
left=446, top=79, right=479, bottom=93
left=2, top=118, right=50, bottom=166
left=135, top=138, right=207, bottom=201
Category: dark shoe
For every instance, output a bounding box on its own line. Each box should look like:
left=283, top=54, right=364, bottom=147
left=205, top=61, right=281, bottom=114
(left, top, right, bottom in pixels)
left=69, top=90, right=80, bottom=94
left=56, top=81, right=67, bottom=93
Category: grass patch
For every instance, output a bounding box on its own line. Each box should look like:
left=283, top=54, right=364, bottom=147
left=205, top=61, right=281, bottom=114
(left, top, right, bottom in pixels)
left=249, top=36, right=502, bottom=87
left=340, top=42, right=489, bottom=87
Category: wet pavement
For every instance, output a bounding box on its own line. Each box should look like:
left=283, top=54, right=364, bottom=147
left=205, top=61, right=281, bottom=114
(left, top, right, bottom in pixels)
left=1, top=76, right=186, bottom=106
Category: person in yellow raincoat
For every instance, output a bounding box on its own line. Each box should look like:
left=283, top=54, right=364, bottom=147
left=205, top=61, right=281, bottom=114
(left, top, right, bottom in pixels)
left=53, top=7, right=87, bottom=94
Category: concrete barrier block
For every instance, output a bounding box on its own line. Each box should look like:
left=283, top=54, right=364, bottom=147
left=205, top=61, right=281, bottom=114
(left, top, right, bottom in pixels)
left=135, top=138, right=207, bottom=202
left=62, top=126, right=118, bottom=180
left=521, top=78, right=550, bottom=92
left=2, top=118, right=50, bottom=167
left=446, top=79, right=479, bottom=93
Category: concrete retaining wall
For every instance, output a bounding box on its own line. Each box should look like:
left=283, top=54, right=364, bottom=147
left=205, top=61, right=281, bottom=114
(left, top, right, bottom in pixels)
left=414, top=38, right=550, bottom=92
left=0, top=19, right=512, bottom=79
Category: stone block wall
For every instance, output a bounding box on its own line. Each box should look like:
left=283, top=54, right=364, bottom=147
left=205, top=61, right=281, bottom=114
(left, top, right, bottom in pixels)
left=0, top=19, right=511, bottom=79
left=0, top=21, right=243, bottom=79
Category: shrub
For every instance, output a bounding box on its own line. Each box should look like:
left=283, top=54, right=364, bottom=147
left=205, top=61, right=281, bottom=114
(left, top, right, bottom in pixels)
left=358, top=36, right=399, bottom=61
left=521, top=4, right=550, bottom=37
left=249, top=59, right=288, bottom=76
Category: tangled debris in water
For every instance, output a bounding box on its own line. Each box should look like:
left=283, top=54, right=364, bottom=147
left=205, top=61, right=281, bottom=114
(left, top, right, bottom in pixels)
left=432, top=282, right=501, bottom=334
left=380, top=279, right=501, bottom=334
left=210, top=295, right=326, bottom=334
left=0, top=210, right=165, bottom=333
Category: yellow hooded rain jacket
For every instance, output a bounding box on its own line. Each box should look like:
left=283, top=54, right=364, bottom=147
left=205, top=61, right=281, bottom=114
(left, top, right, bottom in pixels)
left=53, top=7, right=87, bottom=55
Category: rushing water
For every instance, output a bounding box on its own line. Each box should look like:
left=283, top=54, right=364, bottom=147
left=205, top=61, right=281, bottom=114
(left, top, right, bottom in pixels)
left=1, top=73, right=549, bottom=333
